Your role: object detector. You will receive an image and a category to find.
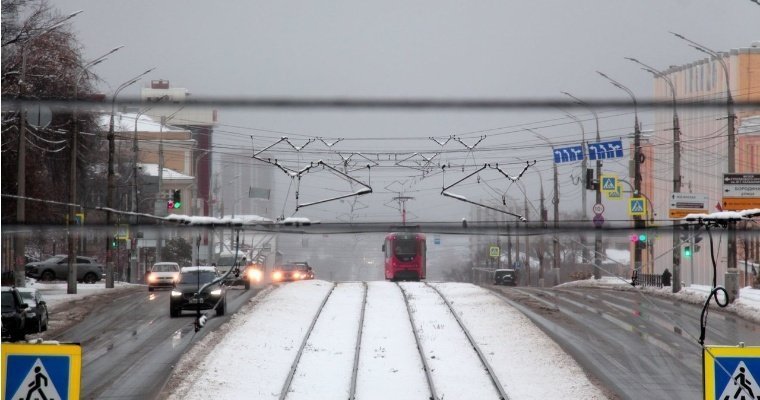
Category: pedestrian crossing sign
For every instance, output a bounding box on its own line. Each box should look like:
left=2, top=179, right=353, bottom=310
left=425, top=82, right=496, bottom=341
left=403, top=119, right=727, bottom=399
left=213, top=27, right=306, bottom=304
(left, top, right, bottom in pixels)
left=606, top=184, right=623, bottom=200
left=601, top=175, right=617, bottom=192
left=703, top=345, right=760, bottom=400
left=2, top=343, right=81, bottom=400
left=629, top=198, right=646, bottom=217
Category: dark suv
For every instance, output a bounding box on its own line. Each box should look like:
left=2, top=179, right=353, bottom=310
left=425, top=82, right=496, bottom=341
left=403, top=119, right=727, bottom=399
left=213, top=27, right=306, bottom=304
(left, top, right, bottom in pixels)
left=494, top=269, right=517, bottom=286
left=2, top=286, right=28, bottom=342
left=170, top=267, right=226, bottom=318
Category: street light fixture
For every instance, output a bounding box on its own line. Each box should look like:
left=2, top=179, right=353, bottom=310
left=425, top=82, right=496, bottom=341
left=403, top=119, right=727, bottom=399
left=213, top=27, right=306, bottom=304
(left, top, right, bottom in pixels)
left=105, top=67, right=156, bottom=289
left=625, top=55, right=684, bottom=291
left=67, top=45, right=124, bottom=294
left=596, top=71, right=651, bottom=285
left=561, top=91, right=601, bottom=274
left=528, top=129, right=561, bottom=281
left=670, top=31, right=739, bottom=281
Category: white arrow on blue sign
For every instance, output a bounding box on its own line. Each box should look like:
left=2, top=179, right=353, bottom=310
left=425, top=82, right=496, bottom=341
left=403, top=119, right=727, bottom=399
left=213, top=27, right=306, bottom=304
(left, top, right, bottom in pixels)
left=587, top=140, right=624, bottom=160
left=553, top=145, right=584, bottom=163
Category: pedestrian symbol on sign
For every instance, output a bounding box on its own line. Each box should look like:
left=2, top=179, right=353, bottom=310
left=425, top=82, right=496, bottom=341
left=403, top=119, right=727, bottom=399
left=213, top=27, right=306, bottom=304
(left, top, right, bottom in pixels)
left=718, top=361, right=760, bottom=400
left=629, top=198, right=646, bottom=216
left=601, top=175, right=617, bottom=191
left=10, top=358, right=63, bottom=400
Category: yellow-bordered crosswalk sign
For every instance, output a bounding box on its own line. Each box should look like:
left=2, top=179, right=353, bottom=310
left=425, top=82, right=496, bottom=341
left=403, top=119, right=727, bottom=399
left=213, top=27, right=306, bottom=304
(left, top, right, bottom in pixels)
left=629, top=197, right=646, bottom=217
left=2, top=343, right=81, bottom=400
left=703, top=345, right=760, bottom=400
left=601, top=175, right=617, bottom=192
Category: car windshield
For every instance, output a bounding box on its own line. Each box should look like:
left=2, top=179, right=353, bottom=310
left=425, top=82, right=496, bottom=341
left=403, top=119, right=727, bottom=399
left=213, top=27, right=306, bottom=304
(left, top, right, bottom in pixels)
left=178, top=271, right=217, bottom=284
left=42, top=256, right=65, bottom=263
left=152, top=264, right=178, bottom=272
left=1, top=292, right=14, bottom=311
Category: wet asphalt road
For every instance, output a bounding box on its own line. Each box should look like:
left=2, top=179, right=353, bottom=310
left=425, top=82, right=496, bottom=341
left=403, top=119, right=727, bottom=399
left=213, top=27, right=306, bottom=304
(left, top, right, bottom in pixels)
left=49, top=285, right=258, bottom=400
left=493, top=286, right=760, bottom=400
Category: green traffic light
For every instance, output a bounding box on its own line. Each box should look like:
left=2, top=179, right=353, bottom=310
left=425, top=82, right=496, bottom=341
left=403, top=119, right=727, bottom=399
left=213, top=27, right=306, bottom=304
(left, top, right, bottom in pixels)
left=173, top=201, right=182, bottom=209
left=683, top=246, right=692, bottom=257
left=638, top=234, right=647, bottom=242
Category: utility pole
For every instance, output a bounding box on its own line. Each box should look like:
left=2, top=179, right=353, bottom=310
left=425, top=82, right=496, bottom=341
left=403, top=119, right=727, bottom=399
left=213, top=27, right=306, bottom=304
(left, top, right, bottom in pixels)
left=156, top=115, right=165, bottom=262
left=524, top=194, right=530, bottom=286
left=539, top=180, right=546, bottom=287
left=559, top=102, right=589, bottom=265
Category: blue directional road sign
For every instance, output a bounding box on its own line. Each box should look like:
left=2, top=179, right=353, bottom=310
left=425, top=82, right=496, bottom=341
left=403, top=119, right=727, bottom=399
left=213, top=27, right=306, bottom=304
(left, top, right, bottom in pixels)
left=703, top=345, right=760, bottom=400
left=587, top=140, right=624, bottom=161
left=552, top=145, right=584, bottom=163
left=2, top=343, right=81, bottom=400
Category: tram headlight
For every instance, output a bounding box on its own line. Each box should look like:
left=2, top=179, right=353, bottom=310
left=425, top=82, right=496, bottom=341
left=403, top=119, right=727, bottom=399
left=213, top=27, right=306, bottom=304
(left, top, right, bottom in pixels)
left=273, top=271, right=283, bottom=281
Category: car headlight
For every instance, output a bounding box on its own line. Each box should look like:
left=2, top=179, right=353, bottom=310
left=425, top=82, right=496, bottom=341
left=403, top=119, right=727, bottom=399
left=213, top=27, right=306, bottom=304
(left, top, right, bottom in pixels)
left=171, top=290, right=182, bottom=297
left=293, top=272, right=301, bottom=279
left=148, top=275, right=157, bottom=283
left=210, top=288, right=222, bottom=296
left=249, top=269, right=262, bottom=282
left=173, top=273, right=180, bottom=282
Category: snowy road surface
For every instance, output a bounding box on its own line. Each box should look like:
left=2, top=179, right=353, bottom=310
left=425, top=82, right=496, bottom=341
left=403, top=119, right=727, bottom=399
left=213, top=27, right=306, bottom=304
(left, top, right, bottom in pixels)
left=163, top=280, right=606, bottom=399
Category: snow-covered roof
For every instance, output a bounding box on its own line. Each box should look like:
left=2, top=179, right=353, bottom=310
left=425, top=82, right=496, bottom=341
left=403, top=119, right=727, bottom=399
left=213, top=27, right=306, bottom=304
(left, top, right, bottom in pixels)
left=98, top=112, right=185, bottom=133
left=164, top=214, right=273, bottom=226
left=138, top=163, right=192, bottom=180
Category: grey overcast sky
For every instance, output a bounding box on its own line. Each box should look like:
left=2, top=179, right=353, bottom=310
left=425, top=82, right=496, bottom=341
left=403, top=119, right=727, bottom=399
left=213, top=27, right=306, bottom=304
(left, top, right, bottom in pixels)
left=58, top=0, right=760, bottom=223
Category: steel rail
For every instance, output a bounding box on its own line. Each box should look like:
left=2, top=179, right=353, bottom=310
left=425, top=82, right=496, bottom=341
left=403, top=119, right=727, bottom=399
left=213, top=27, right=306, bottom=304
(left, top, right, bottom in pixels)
left=279, top=282, right=337, bottom=400
left=348, top=281, right=368, bottom=400
left=397, top=282, right=438, bottom=400
left=426, top=282, right=510, bottom=400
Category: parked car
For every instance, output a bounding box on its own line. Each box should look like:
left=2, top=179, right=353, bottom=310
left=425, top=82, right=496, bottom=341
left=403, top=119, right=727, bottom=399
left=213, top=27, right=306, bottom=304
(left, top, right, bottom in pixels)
left=494, top=269, right=517, bottom=286
left=170, top=266, right=226, bottom=318
left=146, top=262, right=181, bottom=291
left=271, top=262, right=314, bottom=283
left=1, top=286, right=28, bottom=342
left=17, top=287, right=48, bottom=333
left=25, top=255, right=104, bottom=283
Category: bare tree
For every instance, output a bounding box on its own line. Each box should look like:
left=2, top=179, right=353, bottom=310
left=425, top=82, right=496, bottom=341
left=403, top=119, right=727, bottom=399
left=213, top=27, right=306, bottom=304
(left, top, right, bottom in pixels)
left=2, top=0, right=105, bottom=224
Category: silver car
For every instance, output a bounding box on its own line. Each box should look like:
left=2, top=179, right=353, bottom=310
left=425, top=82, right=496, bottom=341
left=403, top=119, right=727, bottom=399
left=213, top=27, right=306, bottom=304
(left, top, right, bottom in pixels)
left=25, top=255, right=105, bottom=283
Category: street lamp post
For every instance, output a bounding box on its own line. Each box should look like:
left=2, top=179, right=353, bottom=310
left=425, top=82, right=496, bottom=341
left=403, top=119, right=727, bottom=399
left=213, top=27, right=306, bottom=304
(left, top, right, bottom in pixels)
left=67, top=45, right=123, bottom=294
left=671, top=32, right=739, bottom=293
left=531, top=130, right=561, bottom=284
left=596, top=71, right=651, bottom=286
left=562, top=91, right=603, bottom=279
left=105, top=67, right=156, bottom=288
left=626, top=56, right=684, bottom=290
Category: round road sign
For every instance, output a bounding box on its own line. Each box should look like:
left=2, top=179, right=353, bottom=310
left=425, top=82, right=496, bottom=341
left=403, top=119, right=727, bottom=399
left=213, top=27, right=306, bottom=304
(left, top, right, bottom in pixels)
left=593, top=213, right=605, bottom=227
left=593, top=203, right=605, bottom=215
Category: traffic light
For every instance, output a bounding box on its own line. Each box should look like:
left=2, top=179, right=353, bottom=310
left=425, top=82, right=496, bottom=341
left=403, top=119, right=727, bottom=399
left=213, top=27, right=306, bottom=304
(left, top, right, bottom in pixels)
left=683, top=246, right=692, bottom=258
left=172, top=190, right=182, bottom=209
left=167, top=200, right=174, bottom=209
left=111, top=237, right=118, bottom=249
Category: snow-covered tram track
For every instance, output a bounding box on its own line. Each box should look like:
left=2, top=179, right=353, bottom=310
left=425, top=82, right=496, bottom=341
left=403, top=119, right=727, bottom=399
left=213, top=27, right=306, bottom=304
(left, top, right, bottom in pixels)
left=279, top=282, right=337, bottom=400
left=348, top=281, right=369, bottom=400
left=426, top=282, right=510, bottom=400
left=398, top=282, right=505, bottom=400
left=397, top=282, right=438, bottom=400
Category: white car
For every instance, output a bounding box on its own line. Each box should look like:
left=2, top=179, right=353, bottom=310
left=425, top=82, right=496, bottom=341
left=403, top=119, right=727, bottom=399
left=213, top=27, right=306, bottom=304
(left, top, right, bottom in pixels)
left=146, top=262, right=180, bottom=291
